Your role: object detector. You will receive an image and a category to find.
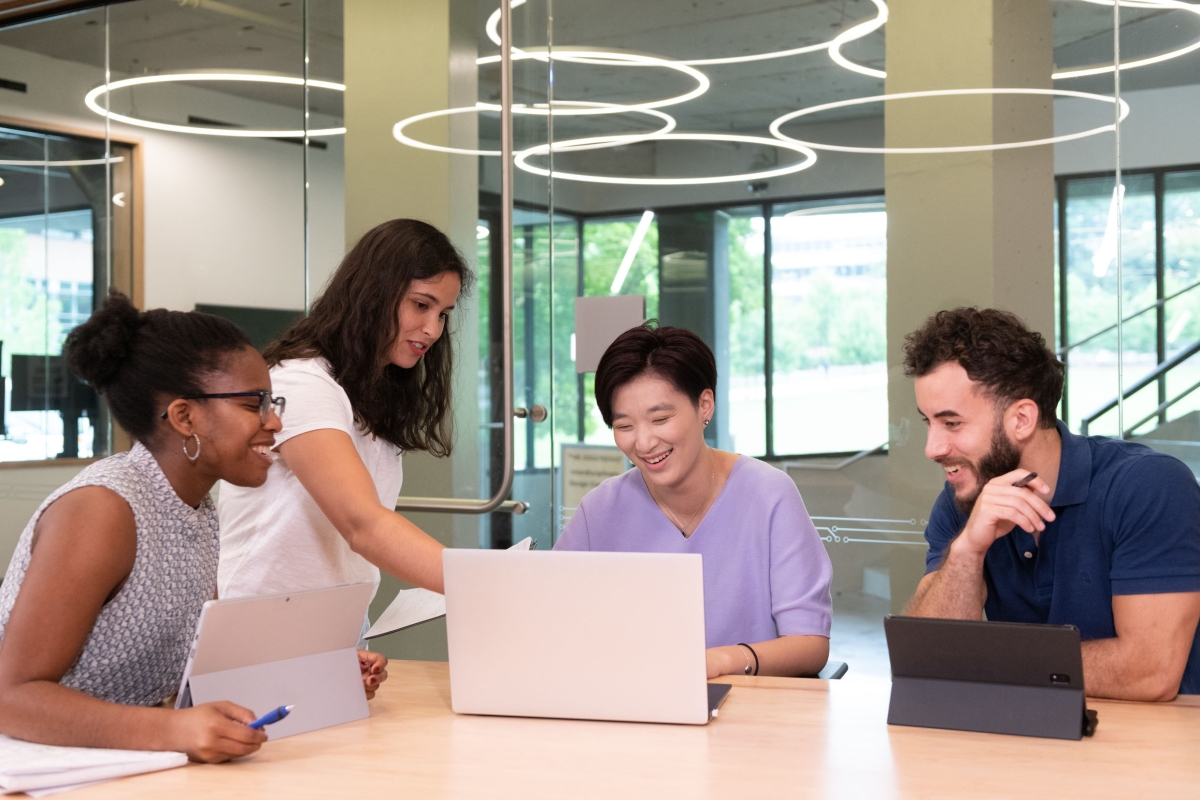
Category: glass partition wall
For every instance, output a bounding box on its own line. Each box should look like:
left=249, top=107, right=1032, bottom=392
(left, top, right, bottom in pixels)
left=5, top=1, right=1184, bottom=673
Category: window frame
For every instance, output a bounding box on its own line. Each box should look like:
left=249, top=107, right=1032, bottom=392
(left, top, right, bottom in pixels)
left=0, top=114, right=143, bottom=468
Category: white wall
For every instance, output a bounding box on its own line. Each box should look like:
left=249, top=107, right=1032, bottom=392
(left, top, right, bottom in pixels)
left=1054, top=82, right=1200, bottom=175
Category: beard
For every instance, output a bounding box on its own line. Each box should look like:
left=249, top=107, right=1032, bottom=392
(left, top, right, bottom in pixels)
left=948, top=421, right=1024, bottom=515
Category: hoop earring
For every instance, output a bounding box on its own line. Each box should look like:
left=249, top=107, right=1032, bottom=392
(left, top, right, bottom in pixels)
left=183, top=434, right=201, bottom=462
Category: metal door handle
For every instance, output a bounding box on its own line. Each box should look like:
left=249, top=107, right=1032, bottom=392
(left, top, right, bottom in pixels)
left=395, top=0, right=517, bottom=516
left=514, top=404, right=548, bottom=422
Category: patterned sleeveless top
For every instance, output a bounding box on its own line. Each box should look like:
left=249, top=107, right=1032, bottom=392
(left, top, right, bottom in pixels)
left=0, top=443, right=219, bottom=706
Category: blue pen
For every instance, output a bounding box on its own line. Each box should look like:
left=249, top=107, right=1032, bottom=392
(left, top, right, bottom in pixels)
left=248, top=705, right=294, bottom=729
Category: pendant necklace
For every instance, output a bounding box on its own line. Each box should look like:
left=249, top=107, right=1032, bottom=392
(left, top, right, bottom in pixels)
left=651, top=447, right=716, bottom=537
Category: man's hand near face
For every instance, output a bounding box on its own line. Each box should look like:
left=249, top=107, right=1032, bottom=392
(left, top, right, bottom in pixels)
left=908, top=470, right=1055, bottom=620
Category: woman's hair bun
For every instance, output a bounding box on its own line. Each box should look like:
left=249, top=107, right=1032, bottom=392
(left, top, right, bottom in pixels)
left=65, top=289, right=145, bottom=392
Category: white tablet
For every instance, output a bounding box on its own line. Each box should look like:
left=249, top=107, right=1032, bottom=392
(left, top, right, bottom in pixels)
left=176, top=582, right=374, bottom=739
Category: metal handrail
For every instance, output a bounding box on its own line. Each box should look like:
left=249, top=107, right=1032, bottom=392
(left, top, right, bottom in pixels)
left=1079, top=338, right=1200, bottom=435
left=1058, top=277, right=1200, bottom=357
left=781, top=442, right=888, bottom=471
left=396, top=0, right=517, bottom=515
left=1124, top=377, right=1200, bottom=438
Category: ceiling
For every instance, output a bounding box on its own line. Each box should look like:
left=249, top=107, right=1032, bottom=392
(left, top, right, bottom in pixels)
left=1, top=0, right=1197, bottom=145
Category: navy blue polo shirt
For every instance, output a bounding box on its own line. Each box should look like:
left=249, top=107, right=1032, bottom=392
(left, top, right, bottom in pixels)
left=924, top=421, right=1200, bottom=695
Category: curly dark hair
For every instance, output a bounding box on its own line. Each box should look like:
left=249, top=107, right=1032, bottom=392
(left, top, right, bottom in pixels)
left=594, top=323, right=716, bottom=427
left=903, top=307, right=1063, bottom=429
left=265, top=219, right=474, bottom=456
left=65, top=290, right=252, bottom=441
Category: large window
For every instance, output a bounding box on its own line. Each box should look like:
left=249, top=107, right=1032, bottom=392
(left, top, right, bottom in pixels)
left=0, top=122, right=135, bottom=464
left=486, top=192, right=890, bottom=462
left=1058, top=166, right=1200, bottom=438
left=770, top=198, right=887, bottom=456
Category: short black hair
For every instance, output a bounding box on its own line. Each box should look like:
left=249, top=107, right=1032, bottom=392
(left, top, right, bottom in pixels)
left=903, top=307, right=1064, bottom=429
left=65, top=290, right=253, bottom=441
left=593, top=323, right=716, bottom=427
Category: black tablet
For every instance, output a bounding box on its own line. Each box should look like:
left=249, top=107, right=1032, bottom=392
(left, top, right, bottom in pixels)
left=884, top=616, right=1098, bottom=740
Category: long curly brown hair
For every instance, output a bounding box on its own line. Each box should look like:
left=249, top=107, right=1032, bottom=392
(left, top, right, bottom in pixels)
left=265, top=219, right=474, bottom=455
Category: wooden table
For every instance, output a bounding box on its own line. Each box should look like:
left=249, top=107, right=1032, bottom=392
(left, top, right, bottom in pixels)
left=73, top=661, right=1200, bottom=799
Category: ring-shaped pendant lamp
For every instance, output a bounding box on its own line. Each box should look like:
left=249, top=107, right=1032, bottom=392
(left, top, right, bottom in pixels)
left=828, top=0, right=1200, bottom=81
left=769, top=88, right=1130, bottom=154
left=475, top=49, right=710, bottom=112
left=826, top=0, right=889, bottom=79
left=0, top=156, right=125, bottom=166
left=84, top=73, right=346, bottom=137
left=515, top=132, right=818, bottom=186
left=784, top=201, right=887, bottom=218
left=483, top=0, right=887, bottom=66
left=393, top=102, right=677, bottom=157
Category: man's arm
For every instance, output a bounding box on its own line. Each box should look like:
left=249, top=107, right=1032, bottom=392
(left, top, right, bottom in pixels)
left=905, top=537, right=988, bottom=619
left=906, top=470, right=1054, bottom=619
left=1081, top=592, right=1200, bottom=701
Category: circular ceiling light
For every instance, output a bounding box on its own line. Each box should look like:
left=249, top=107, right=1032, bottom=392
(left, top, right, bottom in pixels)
left=0, top=156, right=124, bottom=166
left=515, top=132, right=818, bottom=186
left=1053, top=0, right=1200, bottom=79
left=483, top=0, right=887, bottom=66
left=475, top=49, right=710, bottom=112
left=784, top=201, right=886, bottom=217
left=827, top=0, right=888, bottom=79
left=393, top=102, right=677, bottom=157
left=769, top=88, right=1129, bottom=154
left=85, top=73, right=346, bottom=137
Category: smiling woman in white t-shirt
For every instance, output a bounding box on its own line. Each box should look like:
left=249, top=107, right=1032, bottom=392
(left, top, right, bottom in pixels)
left=217, top=220, right=471, bottom=630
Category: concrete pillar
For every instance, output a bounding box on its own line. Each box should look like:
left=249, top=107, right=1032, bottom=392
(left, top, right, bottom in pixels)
left=344, top=0, right=479, bottom=659
left=884, top=0, right=1055, bottom=607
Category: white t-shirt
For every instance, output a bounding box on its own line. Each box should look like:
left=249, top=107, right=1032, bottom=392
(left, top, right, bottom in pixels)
left=217, top=357, right=402, bottom=600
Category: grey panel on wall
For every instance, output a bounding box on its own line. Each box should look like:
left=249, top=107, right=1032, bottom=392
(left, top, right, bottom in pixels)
left=195, top=304, right=305, bottom=353
left=574, top=295, right=646, bottom=373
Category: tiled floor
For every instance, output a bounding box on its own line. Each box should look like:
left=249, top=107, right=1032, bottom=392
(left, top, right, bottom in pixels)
left=828, top=590, right=892, bottom=680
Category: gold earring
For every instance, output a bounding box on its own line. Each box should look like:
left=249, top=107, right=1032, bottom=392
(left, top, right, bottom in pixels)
left=183, top=434, right=201, bottom=462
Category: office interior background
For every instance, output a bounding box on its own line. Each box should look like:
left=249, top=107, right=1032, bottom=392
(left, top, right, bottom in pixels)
left=1, top=0, right=1198, bottom=675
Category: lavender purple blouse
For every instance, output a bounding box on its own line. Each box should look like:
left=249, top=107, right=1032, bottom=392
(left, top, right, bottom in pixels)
left=554, top=455, right=833, bottom=649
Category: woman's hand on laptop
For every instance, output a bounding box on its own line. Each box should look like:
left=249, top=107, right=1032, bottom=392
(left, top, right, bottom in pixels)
left=170, top=702, right=267, bottom=762
left=358, top=650, right=389, bottom=700
left=706, top=646, right=747, bottom=679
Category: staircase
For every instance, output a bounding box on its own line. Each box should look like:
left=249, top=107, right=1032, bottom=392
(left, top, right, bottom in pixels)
left=1131, top=410, right=1200, bottom=478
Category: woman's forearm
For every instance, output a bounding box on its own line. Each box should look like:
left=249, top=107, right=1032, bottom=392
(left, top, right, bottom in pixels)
left=708, top=635, right=830, bottom=678
left=0, top=680, right=175, bottom=750
left=344, top=508, right=446, bottom=593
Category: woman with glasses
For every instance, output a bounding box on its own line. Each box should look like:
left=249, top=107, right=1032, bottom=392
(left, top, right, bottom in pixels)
left=217, top=219, right=472, bottom=615
left=554, top=324, right=833, bottom=678
left=0, top=291, right=279, bottom=760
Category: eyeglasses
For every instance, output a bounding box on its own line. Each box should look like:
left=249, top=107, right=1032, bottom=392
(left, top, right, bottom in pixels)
left=160, top=391, right=286, bottom=424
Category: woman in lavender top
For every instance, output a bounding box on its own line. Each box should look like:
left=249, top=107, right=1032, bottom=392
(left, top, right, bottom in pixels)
left=555, top=324, right=832, bottom=678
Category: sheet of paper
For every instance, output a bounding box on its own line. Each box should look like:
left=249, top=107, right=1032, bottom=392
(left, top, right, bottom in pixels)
left=24, top=779, right=106, bottom=797
left=0, top=735, right=187, bottom=794
left=364, top=537, right=535, bottom=640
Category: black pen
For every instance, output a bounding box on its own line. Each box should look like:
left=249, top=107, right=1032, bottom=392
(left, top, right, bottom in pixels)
left=1012, top=471, right=1038, bottom=488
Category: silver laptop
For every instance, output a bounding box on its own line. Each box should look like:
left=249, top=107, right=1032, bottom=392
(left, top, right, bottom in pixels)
left=444, top=549, right=731, bottom=725
left=175, top=582, right=373, bottom=739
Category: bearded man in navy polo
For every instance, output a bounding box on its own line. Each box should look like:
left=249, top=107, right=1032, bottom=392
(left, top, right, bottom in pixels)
left=904, top=307, right=1200, bottom=701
